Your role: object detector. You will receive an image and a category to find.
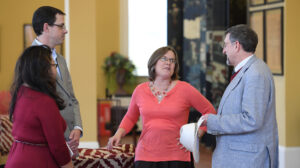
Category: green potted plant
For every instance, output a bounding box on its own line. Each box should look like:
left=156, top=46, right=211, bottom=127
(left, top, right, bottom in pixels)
left=103, top=52, right=136, bottom=96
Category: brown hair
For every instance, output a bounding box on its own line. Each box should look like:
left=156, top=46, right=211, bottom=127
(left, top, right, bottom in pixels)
left=147, top=46, right=179, bottom=81
left=225, top=24, right=258, bottom=53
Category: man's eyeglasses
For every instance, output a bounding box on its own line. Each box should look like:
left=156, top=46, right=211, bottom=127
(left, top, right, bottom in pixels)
left=220, top=41, right=238, bottom=49
left=160, top=56, right=176, bottom=64
left=51, top=23, right=66, bottom=30
left=51, top=63, right=58, bottom=68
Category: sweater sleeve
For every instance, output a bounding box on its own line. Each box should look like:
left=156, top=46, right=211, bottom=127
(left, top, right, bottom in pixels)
left=37, top=96, right=71, bottom=166
left=119, top=86, right=141, bottom=134
left=185, top=82, right=216, bottom=131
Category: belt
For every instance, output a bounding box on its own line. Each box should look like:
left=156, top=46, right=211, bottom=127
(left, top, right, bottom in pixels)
left=15, top=139, right=48, bottom=147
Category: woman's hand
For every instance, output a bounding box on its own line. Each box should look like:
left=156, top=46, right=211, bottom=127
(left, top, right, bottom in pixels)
left=177, top=138, right=189, bottom=152
left=107, top=128, right=126, bottom=150
left=61, top=160, right=74, bottom=168
left=107, top=135, right=121, bottom=150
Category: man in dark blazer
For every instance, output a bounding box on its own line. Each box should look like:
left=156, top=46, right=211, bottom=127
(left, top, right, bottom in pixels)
left=31, top=6, right=83, bottom=153
left=201, top=25, right=279, bottom=168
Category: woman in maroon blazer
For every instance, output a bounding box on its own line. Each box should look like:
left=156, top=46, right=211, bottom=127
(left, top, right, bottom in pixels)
left=6, top=46, right=73, bottom=168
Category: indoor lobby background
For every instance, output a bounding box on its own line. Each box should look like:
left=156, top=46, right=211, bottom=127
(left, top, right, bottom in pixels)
left=0, top=0, right=299, bottom=168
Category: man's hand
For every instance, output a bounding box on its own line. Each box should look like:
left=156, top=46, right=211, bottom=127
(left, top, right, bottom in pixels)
left=201, top=114, right=209, bottom=126
left=69, top=129, right=81, bottom=142
left=68, top=129, right=81, bottom=158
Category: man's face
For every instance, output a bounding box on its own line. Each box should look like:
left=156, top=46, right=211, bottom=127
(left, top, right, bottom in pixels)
left=48, top=14, right=68, bottom=46
left=223, top=33, right=237, bottom=66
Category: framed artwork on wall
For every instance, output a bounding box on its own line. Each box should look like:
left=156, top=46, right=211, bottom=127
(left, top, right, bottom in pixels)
left=249, top=6, right=283, bottom=75
left=266, top=0, right=283, bottom=3
left=249, top=11, right=264, bottom=61
left=23, top=24, right=36, bottom=49
left=23, top=24, right=63, bottom=55
left=250, top=0, right=265, bottom=6
left=265, top=8, right=283, bottom=74
left=250, top=0, right=283, bottom=6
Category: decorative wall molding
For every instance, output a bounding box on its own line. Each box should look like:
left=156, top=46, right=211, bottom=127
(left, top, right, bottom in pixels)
left=279, top=145, right=300, bottom=168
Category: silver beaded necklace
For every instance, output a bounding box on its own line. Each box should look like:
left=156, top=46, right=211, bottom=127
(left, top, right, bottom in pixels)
left=149, top=81, right=171, bottom=101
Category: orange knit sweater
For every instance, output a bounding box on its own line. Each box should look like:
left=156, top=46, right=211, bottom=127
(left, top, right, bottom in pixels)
left=119, top=81, right=216, bottom=162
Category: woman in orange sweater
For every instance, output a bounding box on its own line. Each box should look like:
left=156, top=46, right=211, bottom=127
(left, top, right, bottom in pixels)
left=107, top=46, right=216, bottom=168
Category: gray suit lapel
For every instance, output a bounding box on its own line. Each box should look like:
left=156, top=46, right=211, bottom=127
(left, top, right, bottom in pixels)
left=56, top=73, right=65, bottom=89
left=218, top=56, right=258, bottom=115
left=55, top=55, right=65, bottom=82
left=55, top=55, right=71, bottom=97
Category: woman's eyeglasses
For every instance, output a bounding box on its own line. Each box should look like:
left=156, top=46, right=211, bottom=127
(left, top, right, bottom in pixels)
left=51, top=63, right=58, bottom=68
left=160, top=56, right=176, bottom=64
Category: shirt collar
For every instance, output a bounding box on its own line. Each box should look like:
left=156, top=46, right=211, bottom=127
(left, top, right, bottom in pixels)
left=34, top=38, right=57, bottom=62
left=234, top=55, right=254, bottom=72
left=34, top=38, right=43, bottom=45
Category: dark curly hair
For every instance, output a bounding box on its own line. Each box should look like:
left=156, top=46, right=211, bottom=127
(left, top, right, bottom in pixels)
left=9, top=45, right=65, bottom=121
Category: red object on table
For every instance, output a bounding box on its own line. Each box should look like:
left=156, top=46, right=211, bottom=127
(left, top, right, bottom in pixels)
left=0, top=91, right=11, bottom=115
left=97, top=102, right=111, bottom=137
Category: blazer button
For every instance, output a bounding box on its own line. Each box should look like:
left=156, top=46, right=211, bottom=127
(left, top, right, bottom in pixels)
left=69, top=103, right=72, bottom=106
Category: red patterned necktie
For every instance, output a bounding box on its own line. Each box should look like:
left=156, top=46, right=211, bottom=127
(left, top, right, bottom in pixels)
left=230, top=69, right=241, bottom=82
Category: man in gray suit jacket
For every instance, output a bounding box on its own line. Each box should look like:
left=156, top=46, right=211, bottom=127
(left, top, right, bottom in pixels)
left=31, top=6, right=83, bottom=153
left=201, top=25, right=278, bottom=168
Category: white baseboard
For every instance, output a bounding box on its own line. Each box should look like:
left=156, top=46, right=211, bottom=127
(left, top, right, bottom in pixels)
left=78, top=141, right=99, bottom=149
left=279, top=145, right=300, bottom=168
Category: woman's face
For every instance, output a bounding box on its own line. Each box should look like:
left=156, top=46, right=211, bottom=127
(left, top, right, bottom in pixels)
left=50, top=59, right=57, bottom=79
left=154, top=50, right=176, bottom=80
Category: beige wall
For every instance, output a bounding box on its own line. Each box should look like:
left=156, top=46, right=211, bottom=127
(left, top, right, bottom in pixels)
left=96, top=1, right=120, bottom=99
left=68, top=0, right=97, bottom=142
left=0, top=0, right=64, bottom=91
left=274, top=76, right=286, bottom=145
left=70, top=0, right=121, bottom=142
left=119, top=0, right=128, bottom=56
left=260, top=0, right=300, bottom=148
left=285, top=0, right=300, bottom=147
left=275, top=0, right=300, bottom=147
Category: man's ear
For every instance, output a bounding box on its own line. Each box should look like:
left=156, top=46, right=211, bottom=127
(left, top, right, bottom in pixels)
left=235, top=41, right=241, bottom=51
left=43, top=23, right=50, bottom=33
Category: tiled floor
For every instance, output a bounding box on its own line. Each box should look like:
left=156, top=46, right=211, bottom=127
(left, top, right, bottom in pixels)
left=99, top=135, right=213, bottom=168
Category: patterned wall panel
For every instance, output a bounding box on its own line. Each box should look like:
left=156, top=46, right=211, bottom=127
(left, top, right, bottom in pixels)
left=168, top=0, right=184, bottom=77
left=182, top=0, right=229, bottom=108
